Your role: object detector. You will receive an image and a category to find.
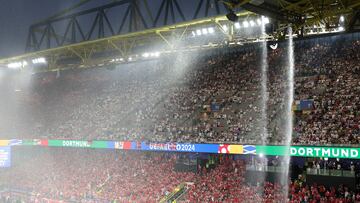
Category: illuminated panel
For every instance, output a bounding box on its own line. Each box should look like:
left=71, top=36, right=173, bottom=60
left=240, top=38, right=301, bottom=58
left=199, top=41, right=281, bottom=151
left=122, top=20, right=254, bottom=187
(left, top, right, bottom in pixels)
left=0, top=147, right=11, bottom=168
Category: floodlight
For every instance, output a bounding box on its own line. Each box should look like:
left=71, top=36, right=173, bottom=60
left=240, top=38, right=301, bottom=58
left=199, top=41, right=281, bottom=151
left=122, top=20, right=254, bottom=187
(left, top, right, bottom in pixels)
left=202, top=28, right=208, bottom=35
left=208, top=27, right=215, bottom=33
left=222, top=25, right=228, bottom=32
left=250, top=20, right=255, bottom=27
left=340, top=15, right=344, bottom=22
left=257, top=18, right=262, bottom=25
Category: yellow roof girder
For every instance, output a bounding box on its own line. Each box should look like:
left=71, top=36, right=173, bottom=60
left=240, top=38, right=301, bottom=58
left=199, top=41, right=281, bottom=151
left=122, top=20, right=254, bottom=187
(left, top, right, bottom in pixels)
left=0, top=11, right=253, bottom=66
left=278, top=0, right=360, bottom=16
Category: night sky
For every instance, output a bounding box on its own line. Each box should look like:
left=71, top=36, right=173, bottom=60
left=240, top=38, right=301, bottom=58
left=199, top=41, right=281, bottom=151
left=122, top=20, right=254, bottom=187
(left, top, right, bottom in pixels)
left=0, top=0, right=118, bottom=58
left=0, top=0, right=199, bottom=59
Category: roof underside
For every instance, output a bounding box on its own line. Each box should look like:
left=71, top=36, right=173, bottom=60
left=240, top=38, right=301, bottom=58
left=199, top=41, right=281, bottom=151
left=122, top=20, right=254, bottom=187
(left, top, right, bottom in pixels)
left=0, top=0, right=359, bottom=71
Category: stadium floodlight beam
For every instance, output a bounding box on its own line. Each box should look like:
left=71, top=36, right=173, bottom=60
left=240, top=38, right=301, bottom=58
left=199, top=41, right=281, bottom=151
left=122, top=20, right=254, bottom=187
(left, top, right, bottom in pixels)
left=113, top=58, right=124, bottom=62
left=243, top=21, right=249, bottom=28
left=150, top=52, right=160, bottom=57
left=202, top=28, right=208, bottom=35
left=191, top=31, right=196, bottom=37
left=257, top=18, right=262, bottom=25
left=234, top=22, right=241, bottom=29
left=340, top=15, right=344, bottom=22
left=7, top=61, right=27, bottom=69
left=250, top=20, right=255, bottom=27
left=208, top=27, right=215, bottom=34
left=142, top=53, right=149, bottom=58
left=153, top=52, right=160, bottom=57
left=338, top=26, right=344, bottom=31
left=7, top=62, right=22, bottom=69
left=196, top=29, right=202, bottom=36
left=222, top=25, right=228, bottom=32
left=32, top=57, right=46, bottom=64
left=262, top=17, right=270, bottom=24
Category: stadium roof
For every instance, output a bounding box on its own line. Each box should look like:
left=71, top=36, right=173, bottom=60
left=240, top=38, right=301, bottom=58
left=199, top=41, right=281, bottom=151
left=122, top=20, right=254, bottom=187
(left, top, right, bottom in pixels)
left=0, top=0, right=359, bottom=71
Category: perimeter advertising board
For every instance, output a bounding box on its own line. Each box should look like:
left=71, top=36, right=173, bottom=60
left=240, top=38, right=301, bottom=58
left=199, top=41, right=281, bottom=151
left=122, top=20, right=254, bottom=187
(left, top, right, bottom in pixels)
left=5, top=139, right=360, bottom=159
left=0, top=146, right=11, bottom=168
left=48, top=140, right=112, bottom=148
left=290, top=146, right=360, bottom=159
left=256, top=146, right=360, bottom=159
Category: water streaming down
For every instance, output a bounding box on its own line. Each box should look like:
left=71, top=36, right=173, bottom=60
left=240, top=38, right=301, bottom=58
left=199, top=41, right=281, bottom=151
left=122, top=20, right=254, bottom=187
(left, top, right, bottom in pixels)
left=282, top=25, right=295, bottom=199
left=252, top=16, right=269, bottom=196
left=260, top=16, right=268, bottom=144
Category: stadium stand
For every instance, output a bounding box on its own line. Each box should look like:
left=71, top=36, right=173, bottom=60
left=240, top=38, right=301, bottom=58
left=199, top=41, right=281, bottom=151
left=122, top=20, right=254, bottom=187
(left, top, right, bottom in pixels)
left=2, top=1, right=360, bottom=203
left=2, top=34, right=359, bottom=145
left=0, top=148, right=195, bottom=202
left=1, top=148, right=359, bottom=202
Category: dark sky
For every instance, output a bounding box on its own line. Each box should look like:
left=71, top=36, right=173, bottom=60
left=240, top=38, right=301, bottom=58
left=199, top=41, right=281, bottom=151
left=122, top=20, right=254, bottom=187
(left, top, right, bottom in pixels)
left=0, top=0, right=215, bottom=59
left=0, top=0, right=115, bottom=58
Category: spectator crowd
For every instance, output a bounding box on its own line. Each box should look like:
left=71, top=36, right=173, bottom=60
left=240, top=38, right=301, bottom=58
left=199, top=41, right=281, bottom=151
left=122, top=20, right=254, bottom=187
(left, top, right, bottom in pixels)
left=0, top=33, right=359, bottom=145
left=1, top=148, right=359, bottom=202
left=0, top=148, right=195, bottom=202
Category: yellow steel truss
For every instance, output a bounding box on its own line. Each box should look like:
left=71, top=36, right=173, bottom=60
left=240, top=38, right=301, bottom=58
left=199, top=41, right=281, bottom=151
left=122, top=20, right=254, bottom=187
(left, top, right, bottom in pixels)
left=1, top=0, right=359, bottom=71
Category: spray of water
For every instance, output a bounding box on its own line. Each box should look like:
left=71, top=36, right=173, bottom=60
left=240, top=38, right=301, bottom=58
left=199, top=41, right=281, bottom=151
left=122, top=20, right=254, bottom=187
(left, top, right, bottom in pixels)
left=260, top=16, right=268, bottom=144
left=282, top=25, right=294, bottom=200
left=252, top=16, right=269, bottom=197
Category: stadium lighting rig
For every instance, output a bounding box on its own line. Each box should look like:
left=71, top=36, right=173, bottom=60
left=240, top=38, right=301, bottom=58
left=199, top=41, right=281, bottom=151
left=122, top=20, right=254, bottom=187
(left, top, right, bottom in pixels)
left=192, top=27, right=216, bottom=37
left=257, top=18, right=262, bottom=26
left=142, top=52, right=160, bottom=58
left=151, top=52, right=160, bottom=57
left=142, top=53, right=150, bottom=58
left=1, top=0, right=354, bottom=73
left=208, top=27, right=215, bottom=33
left=262, top=17, right=269, bottom=24
left=6, top=57, right=47, bottom=70
left=249, top=20, right=255, bottom=27
left=32, top=57, right=47, bottom=64
left=2, top=14, right=271, bottom=71
left=109, top=51, right=161, bottom=65
left=202, top=28, right=208, bottom=35
left=338, top=15, right=345, bottom=32
left=222, top=25, right=228, bottom=32
left=243, top=21, right=249, bottom=28
left=339, top=15, right=345, bottom=23
left=7, top=61, right=27, bottom=69
left=232, top=17, right=269, bottom=30
left=110, top=58, right=124, bottom=62
left=106, top=15, right=272, bottom=66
